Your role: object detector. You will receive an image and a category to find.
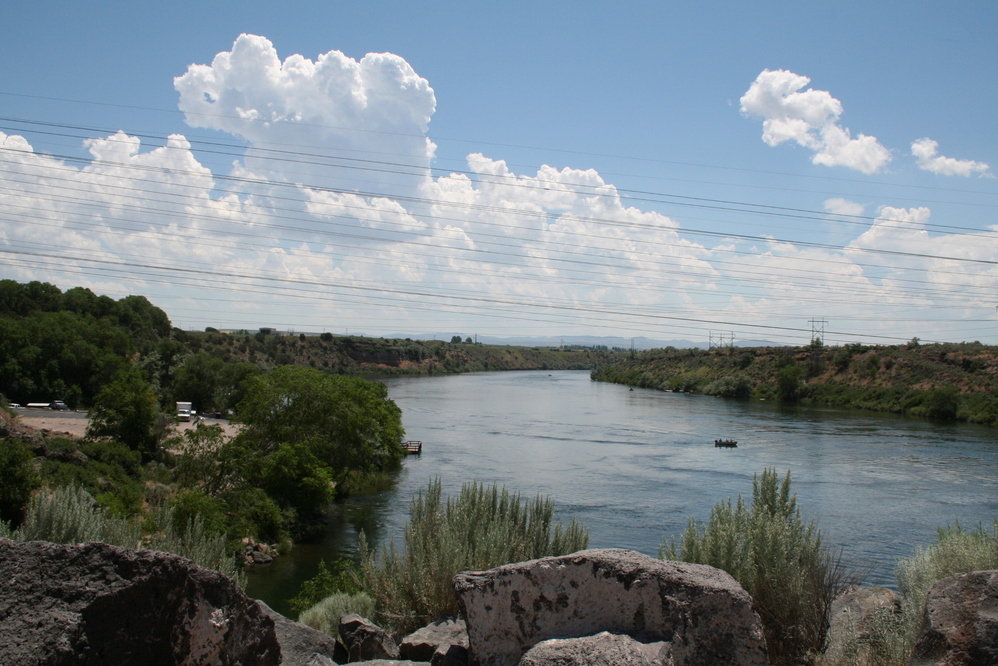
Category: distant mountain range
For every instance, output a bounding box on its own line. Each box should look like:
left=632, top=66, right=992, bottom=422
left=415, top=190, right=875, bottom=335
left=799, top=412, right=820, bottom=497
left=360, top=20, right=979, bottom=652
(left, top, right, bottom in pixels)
left=382, top=334, right=786, bottom=350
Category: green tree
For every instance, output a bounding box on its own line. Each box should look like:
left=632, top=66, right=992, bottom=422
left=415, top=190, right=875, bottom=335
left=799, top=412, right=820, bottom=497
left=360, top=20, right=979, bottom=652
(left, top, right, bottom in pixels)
left=776, top=363, right=804, bottom=403
left=923, top=386, right=959, bottom=421
left=243, top=440, right=334, bottom=518
left=217, top=362, right=263, bottom=412
left=86, top=365, right=161, bottom=456
left=234, top=366, right=405, bottom=484
left=172, top=352, right=225, bottom=413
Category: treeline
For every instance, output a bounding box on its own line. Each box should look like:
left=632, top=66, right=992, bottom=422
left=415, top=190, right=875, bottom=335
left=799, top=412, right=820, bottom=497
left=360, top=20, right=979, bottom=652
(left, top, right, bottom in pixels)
left=0, top=279, right=615, bottom=415
left=183, top=329, right=614, bottom=382
left=592, top=342, right=998, bottom=425
left=0, top=280, right=175, bottom=408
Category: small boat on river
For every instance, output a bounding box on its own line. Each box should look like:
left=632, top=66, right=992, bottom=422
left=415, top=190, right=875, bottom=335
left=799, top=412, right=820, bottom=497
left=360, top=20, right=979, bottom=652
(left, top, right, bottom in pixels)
left=401, top=440, right=423, bottom=455
left=714, top=439, right=738, bottom=448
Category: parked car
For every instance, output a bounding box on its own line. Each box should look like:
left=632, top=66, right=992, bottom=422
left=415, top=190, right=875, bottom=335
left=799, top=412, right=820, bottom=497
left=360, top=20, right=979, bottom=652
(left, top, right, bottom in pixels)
left=8, top=402, right=22, bottom=409
left=50, top=400, right=69, bottom=411
left=177, top=409, right=191, bottom=422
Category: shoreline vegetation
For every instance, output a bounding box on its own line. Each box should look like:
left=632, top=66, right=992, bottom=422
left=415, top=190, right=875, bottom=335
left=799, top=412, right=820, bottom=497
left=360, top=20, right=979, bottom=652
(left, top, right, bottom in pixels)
left=591, top=341, right=998, bottom=427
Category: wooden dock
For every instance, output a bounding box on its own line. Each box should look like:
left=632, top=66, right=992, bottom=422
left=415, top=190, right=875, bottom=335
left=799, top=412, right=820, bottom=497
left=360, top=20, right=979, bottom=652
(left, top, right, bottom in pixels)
left=401, top=440, right=422, bottom=455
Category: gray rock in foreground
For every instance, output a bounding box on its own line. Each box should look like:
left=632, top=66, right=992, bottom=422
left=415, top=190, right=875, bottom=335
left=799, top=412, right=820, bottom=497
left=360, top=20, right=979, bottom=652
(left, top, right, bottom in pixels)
left=257, top=600, right=344, bottom=665
left=400, top=618, right=468, bottom=663
left=340, top=614, right=400, bottom=662
left=453, top=548, right=767, bottom=666
left=519, top=631, right=672, bottom=665
left=911, top=569, right=998, bottom=666
left=0, top=538, right=280, bottom=665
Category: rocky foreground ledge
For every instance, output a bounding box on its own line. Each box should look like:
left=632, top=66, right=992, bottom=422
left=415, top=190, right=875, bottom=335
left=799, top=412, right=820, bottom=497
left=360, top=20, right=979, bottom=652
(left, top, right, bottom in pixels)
left=1, top=539, right=995, bottom=665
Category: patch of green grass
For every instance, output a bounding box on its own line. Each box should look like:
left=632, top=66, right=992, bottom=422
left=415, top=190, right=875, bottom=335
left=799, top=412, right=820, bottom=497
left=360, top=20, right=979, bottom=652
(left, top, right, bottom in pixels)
left=299, top=591, right=375, bottom=636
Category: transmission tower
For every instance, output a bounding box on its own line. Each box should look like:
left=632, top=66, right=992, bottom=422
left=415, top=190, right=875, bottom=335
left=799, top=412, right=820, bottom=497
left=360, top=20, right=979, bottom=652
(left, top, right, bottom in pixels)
left=808, top=318, right=827, bottom=346
left=709, top=331, right=735, bottom=351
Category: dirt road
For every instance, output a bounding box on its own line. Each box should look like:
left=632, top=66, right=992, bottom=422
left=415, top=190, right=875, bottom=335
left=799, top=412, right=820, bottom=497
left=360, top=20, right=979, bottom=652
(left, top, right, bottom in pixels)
left=12, top=409, right=240, bottom=439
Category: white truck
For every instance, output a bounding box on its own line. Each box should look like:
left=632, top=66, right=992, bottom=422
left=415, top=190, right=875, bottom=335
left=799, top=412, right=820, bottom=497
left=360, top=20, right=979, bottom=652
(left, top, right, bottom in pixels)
left=176, top=401, right=194, bottom=422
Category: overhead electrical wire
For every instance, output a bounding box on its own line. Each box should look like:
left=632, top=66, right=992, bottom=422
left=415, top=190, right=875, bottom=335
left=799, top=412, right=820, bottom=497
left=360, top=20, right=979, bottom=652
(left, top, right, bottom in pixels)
left=0, top=174, right=991, bottom=308
left=0, top=111, right=995, bottom=344
left=3, top=117, right=996, bottom=239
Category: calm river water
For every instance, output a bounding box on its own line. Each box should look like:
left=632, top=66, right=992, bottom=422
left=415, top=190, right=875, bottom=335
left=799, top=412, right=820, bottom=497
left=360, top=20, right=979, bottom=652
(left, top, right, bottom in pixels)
left=247, top=370, right=997, bottom=615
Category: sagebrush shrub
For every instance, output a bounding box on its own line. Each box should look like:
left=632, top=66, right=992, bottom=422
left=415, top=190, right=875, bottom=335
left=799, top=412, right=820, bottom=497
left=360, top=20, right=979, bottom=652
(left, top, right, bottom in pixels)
left=661, top=469, right=847, bottom=665
left=360, top=479, right=588, bottom=632
left=299, top=591, right=376, bottom=636
left=4, top=484, right=244, bottom=587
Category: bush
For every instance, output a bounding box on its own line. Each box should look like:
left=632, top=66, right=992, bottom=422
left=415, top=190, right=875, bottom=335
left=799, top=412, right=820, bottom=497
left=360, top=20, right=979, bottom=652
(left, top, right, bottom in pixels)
left=170, top=489, right=227, bottom=537
left=35, top=438, right=144, bottom=518
left=146, top=504, right=244, bottom=587
left=220, top=486, right=286, bottom=544
left=822, top=521, right=998, bottom=666
left=4, top=484, right=244, bottom=587
left=661, top=469, right=847, bottom=665
left=0, top=438, right=41, bottom=526
left=893, top=522, right=997, bottom=659
left=299, top=591, right=376, bottom=636
left=8, top=484, right=141, bottom=546
left=360, top=479, right=589, bottom=632
left=289, top=558, right=363, bottom=616
left=921, top=386, right=959, bottom=421
left=776, top=364, right=805, bottom=403
left=702, top=374, right=752, bottom=399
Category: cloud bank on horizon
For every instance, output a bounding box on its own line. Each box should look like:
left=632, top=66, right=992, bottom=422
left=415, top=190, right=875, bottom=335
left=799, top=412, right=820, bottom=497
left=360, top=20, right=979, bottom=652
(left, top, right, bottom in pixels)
left=0, top=35, right=995, bottom=345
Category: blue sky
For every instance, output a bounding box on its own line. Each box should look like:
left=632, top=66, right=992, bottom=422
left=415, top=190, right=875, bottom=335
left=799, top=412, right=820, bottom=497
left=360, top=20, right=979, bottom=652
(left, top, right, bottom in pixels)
left=1, top=1, right=996, bottom=345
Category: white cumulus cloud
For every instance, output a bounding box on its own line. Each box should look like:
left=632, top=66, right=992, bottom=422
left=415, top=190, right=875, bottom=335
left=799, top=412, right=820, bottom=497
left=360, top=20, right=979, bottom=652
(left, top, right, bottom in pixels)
left=740, top=69, right=890, bottom=174
left=824, top=197, right=865, bottom=218
left=174, top=34, right=437, bottom=196
left=911, top=138, right=991, bottom=177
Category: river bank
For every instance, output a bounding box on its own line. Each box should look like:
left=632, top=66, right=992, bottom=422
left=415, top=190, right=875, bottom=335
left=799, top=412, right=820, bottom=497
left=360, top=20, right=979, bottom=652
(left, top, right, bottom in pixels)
left=245, top=370, right=998, bottom=615
left=592, top=342, right=998, bottom=426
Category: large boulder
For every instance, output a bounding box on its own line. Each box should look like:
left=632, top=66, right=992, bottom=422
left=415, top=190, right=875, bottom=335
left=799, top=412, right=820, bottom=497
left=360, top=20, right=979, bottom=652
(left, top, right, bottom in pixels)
left=910, top=569, right=998, bottom=666
left=257, top=600, right=344, bottom=665
left=339, top=614, right=400, bottom=662
left=453, top=548, right=767, bottom=666
left=519, top=631, right=671, bottom=665
left=0, top=539, right=280, bottom=664
left=400, top=618, right=468, bottom=663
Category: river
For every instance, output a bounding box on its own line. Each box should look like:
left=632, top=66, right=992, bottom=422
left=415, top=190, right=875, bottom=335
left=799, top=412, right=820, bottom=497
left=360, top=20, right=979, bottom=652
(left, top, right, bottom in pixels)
left=247, top=370, right=997, bottom=616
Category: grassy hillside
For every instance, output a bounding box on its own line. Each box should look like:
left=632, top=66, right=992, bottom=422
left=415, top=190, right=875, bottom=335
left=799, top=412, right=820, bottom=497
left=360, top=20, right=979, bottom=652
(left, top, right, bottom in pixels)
left=180, top=329, right=617, bottom=377
left=592, top=342, right=998, bottom=426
